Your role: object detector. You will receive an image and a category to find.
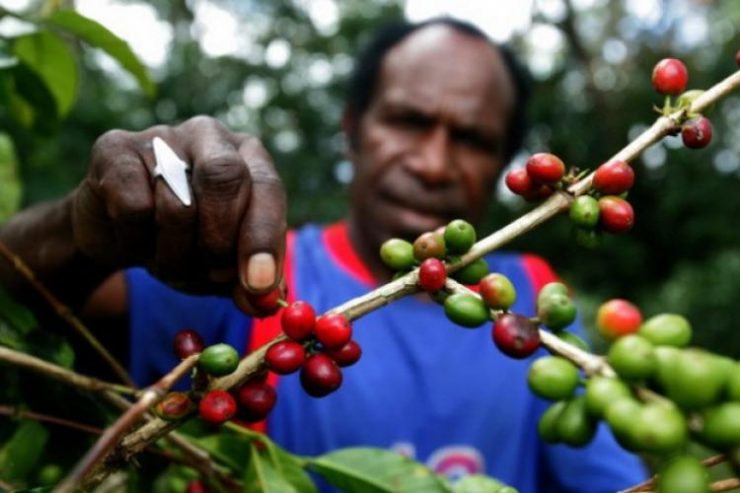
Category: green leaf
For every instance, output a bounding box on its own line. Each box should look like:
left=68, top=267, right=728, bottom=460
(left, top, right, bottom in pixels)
left=243, top=442, right=300, bottom=493
left=194, top=433, right=250, bottom=473
left=309, top=448, right=452, bottom=493
left=0, top=420, right=49, bottom=480
left=12, top=30, right=77, bottom=117
left=26, top=329, right=75, bottom=368
left=45, top=9, right=155, bottom=98
left=451, top=475, right=508, bottom=493
left=272, top=446, right=317, bottom=493
left=0, top=132, right=22, bottom=223
left=0, top=286, right=37, bottom=334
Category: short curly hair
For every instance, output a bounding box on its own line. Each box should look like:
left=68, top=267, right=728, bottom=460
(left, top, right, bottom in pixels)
left=345, top=16, right=531, bottom=161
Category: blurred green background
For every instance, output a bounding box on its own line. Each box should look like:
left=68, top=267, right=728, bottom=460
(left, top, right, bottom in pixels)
left=1, top=0, right=740, bottom=357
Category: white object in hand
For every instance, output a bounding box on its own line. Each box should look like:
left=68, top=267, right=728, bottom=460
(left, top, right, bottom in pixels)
left=152, top=137, right=192, bottom=206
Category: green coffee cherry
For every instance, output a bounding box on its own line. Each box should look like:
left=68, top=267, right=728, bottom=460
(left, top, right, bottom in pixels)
left=537, top=293, right=576, bottom=331
left=604, top=398, right=642, bottom=452
left=556, top=395, right=596, bottom=447
left=639, top=313, right=692, bottom=347
left=726, top=362, right=740, bottom=402
left=479, top=272, right=517, bottom=310
left=380, top=238, right=415, bottom=271
left=584, top=376, right=632, bottom=418
left=443, top=293, right=490, bottom=328
left=444, top=219, right=476, bottom=254
left=538, top=401, right=567, bottom=444
left=452, top=258, right=489, bottom=285
left=700, top=402, right=740, bottom=449
left=632, top=402, right=688, bottom=454
left=663, top=349, right=728, bottom=410
left=528, top=356, right=580, bottom=401
left=657, top=455, right=710, bottom=493
left=569, top=195, right=600, bottom=228
left=199, top=343, right=240, bottom=376
left=537, top=282, right=568, bottom=305
left=606, top=334, right=656, bottom=381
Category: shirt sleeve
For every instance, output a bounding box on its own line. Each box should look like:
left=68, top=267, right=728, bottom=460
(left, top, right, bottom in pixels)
left=125, top=267, right=250, bottom=387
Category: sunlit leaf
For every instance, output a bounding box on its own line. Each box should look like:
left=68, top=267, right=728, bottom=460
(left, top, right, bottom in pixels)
left=0, top=132, right=22, bottom=223
left=309, top=448, right=452, bottom=493
left=195, top=433, right=250, bottom=474
left=451, top=475, right=509, bottom=493
left=45, top=9, right=155, bottom=98
left=12, top=31, right=77, bottom=117
left=243, top=442, right=300, bottom=493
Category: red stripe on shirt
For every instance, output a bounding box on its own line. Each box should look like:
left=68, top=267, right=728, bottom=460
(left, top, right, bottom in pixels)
left=520, top=253, right=559, bottom=294
left=322, top=221, right=377, bottom=287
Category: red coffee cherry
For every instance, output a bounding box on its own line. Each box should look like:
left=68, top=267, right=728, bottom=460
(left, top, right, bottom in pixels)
left=596, top=298, right=642, bottom=340
left=413, top=231, right=446, bottom=260
left=652, top=58, right=688, bottom=95
left=281, top=301, right=316, bottom=341
left=324, top=339, right=362, bottom=367
left=300, top=353, right=343, bottom=397
left=681, top=116, right=713, bottom=149
left=186, top=480, right=208, bottom=493
left=173, top=329, right=205, bottom=359
left=598, top=196, right=634, bottom=234
left=236, top=380, right=277, bottom=422
left=265, top=340, right=306, bottom=375
left=251, top=287, right=284, bottom=314
left=198, top=390, right=237, bottom=425
left=525, top=153, right=566, bottom=185
left=592, top=161, right=635, bottom=195
left=418, top=258, right=447, bottom=292
left=492, top=313, right=541, bottom=359
left=314, top=313, right=352, bottom=349
left=505, top=168, right=535, bottom=196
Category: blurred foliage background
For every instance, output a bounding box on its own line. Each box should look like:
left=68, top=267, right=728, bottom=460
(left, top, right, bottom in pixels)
left=0, top=0, right=739, bottom=351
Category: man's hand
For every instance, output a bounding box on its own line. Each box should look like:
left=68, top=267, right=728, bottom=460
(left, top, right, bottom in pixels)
left=73, top=116, right=287, bottom=312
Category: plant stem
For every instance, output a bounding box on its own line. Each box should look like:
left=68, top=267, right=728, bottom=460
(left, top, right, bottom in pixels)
left=54, top=354, right=199, bottom=493
left=0, top=405, right=103, bottom=434
left=0, top=240, right=134, bottom=387
left=0, top=345, right=136, bottom=396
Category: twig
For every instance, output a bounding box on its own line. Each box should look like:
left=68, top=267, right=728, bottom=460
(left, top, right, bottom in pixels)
left=0, top=405, right=102, bottom=434
left=73, top=67, right=740, bottom=485
left=0, top=345, right=136, bottom=396
left=54, top=354, right=199, bottom=493
left=0, top=239, right=134, bottom=386
left=712, top=478, right=740, bottom=492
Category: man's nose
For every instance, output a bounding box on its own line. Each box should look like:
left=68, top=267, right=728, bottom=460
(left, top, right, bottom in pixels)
left=409, top=124, right=455, bottom=185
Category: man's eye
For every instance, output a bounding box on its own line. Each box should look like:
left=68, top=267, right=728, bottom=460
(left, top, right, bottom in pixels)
left=390, top=113, right=432, bottom=130
left=454, top=130, right=501, bottom=154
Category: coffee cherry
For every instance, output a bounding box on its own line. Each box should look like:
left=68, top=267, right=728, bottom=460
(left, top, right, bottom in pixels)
left=300, top=353, right=343, bottom=397
left=737, top=49, right=740, bottom=67
left=324, top=339, right=362, bottom=367
left=492, top=313, right=541, bottom=359
left=701, top=402, right=740, bottom=449
left=444, top=293, right=490, bottom=328
left=657, top=455, right=710, bottom=493
left=663, top=349, right=728, bottom=410
left=505, top=168, right=535, bottom=196
left=522, top=184, right=556, bottom=203
left=592, top=161, right=634, bottom=195
left=451, top=258, right=489, bottom=285
left=556, top=395, right=596, bottom=447
left=598, top=196, right=634, bottom=234
left=604, top=397, right=642, bottom=452
left=632, top=402, right=688, bottom=453
left=380, top=238, right=415, bottom=271
left=198, top=390, right=237, bottom=424
left=173, top=329, right=205, bottom=359
left=186, top=480, right=208, bottom=493
left=413, top=231, right=446, bottom=260
left=251, top=287, right=284, bottom=314
left=596, top=298, right=642, bottom=340
left=418, top=258, right=446, bottom=292
left=314, top=313, right=352, bottom=350
left=281, top=301, right=316, bottom=341
left=681, top=116, right=713, bottom=149
left=199, top=343, right=240, bottom=376
left=154, top=392, right=194, bottom=421
left=538, top=281, right=568, bottom=301
left=639, top=313, right=692, bottom=347
left=537, top=293, right=576, bottom=331
left=538, top=401, right=567, bottom=444
left=606, top=334, right=656, bottom=381
left=236, top=380, right=277, bottom=422
left=444, top=219, right=476, bottom=254
left=525, top=153, right=565, bottom=185
left=652, top=58, right=688, bottom=95
left=584, top=377, right=632, bottom=418
left=726, top=362, right=740, bottom=402
left=569, top=196, right=600, bottom=228
left=479, top=273, right=517, bottom=310
left=528, top=356, right=580, bottom=401
left=265, top=340, right=306, bottom=375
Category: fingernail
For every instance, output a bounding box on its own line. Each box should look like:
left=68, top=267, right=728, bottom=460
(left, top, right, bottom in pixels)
left=246, top=253, right=276, bottom=290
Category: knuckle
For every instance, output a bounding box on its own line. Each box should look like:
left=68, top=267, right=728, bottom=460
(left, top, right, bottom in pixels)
left=194, top=156, right=247, bottom=195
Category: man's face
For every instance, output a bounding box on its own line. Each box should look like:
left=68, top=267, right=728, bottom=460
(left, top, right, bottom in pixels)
left=347, top=25, right=516, bottom=251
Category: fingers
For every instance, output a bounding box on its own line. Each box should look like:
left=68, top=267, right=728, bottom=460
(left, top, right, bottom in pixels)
left=235, top=135, right=287, bottom=294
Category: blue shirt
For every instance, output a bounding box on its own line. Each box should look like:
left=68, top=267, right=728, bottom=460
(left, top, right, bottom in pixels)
left=126, top=222, right=647, bottom=492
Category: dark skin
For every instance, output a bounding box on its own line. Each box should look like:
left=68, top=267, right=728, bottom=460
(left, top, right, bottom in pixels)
left=0, top=24, right=515, bottom=315
left=345, top=25, right=516, bottom=281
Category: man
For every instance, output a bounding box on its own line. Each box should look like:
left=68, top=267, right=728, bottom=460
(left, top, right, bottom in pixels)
left=0, top=17, right=647, bottom=492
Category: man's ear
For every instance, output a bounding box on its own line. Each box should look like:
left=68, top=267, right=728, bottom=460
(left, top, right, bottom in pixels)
left=341, top=106, right=358, bottom=159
